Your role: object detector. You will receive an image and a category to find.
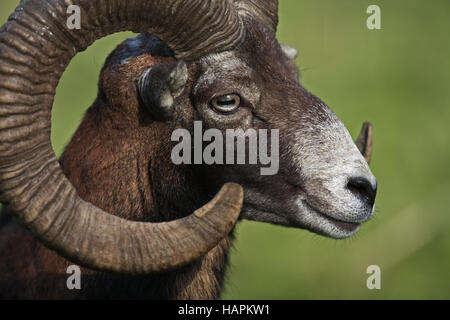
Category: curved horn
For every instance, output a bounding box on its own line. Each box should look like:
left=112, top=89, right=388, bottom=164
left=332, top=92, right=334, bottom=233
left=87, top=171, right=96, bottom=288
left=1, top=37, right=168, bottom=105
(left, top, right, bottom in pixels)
left=235, top=0, right=279, bottom=32
left=356, top=122, right=374, bottom=164
left=0, top=0, right=244, bottom=274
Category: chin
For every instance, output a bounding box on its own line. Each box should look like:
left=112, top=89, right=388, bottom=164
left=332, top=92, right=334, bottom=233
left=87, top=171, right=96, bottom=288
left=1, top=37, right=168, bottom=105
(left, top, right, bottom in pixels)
left=241, top=199, right=372, bottom=240
left=290, top=199, right=365, bottom=239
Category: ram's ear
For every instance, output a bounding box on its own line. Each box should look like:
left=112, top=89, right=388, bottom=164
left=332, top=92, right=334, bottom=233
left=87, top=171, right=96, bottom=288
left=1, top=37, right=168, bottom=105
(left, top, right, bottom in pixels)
left=281, top=44, right=298, bottom=60
left=138, top=61, right=188, bottom=120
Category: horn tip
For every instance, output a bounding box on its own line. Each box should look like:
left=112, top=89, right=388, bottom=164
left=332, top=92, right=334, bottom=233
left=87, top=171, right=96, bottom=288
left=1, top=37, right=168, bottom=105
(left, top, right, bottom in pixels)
left=356, top=121, right=374, bottom=164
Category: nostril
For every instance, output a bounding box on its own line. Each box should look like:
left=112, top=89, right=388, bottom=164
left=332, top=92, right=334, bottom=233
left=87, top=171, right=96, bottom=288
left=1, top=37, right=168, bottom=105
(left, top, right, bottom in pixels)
left=347, top=177, right=377, bottom=207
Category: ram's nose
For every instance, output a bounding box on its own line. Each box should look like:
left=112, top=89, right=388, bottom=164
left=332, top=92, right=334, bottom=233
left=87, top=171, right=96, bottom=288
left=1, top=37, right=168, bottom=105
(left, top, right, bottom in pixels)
left=347, top=176, right=377, bottom=208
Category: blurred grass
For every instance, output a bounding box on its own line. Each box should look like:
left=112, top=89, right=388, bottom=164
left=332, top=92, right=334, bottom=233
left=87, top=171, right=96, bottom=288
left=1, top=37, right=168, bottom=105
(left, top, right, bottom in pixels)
left=1, top=0, right=450, bottom=299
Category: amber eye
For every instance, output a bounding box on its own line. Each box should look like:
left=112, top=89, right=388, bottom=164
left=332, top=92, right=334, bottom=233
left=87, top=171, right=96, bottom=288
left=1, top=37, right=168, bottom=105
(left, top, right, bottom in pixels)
left=210, top=94, right=241, bottom=114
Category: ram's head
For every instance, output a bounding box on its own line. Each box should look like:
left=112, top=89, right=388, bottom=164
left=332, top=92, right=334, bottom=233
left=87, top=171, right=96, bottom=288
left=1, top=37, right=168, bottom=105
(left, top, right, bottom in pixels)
left=0, top=0, right=376, bottom=274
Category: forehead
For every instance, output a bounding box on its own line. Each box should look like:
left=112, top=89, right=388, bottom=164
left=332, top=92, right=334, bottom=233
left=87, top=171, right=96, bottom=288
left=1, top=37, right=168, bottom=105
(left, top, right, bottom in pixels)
left=199, top=51, right=249, bottom=73
left=193, top=51, right=261, bottom=104
left=195, top=52, right=252, bottom=88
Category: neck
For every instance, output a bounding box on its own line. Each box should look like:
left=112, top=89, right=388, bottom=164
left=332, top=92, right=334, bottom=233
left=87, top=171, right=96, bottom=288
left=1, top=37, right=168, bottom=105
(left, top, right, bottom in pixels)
left=59, top=105, right=234, bottom=299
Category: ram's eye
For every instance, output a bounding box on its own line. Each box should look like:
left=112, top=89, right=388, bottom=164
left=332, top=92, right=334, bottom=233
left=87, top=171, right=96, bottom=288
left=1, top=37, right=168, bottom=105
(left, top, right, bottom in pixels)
left=210, top=94, right=241, bottom=113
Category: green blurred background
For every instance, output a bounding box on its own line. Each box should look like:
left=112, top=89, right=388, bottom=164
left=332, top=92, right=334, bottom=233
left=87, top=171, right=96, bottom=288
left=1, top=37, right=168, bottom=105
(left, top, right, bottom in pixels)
left=1, top=0, right=449, bottom=299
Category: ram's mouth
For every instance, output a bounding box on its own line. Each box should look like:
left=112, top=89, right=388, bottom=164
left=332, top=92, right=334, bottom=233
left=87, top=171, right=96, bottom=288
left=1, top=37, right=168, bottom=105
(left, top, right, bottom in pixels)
left=241, top=198, right=361, bottom=239
left=302, top=201, right=361, bottom=238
